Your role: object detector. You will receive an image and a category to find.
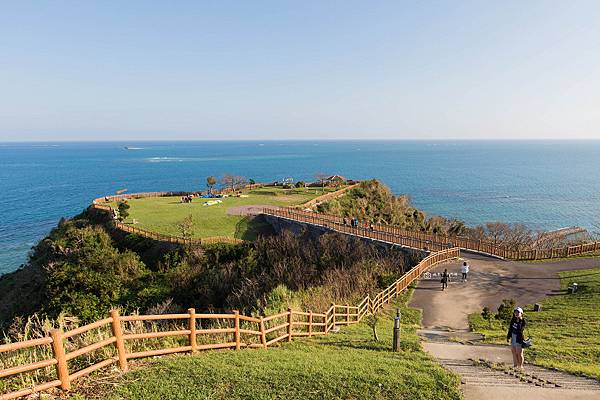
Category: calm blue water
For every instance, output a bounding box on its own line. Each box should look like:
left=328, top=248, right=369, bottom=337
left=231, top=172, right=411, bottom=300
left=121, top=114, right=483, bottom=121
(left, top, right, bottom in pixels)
left=1, top=140, right=599, bottom=274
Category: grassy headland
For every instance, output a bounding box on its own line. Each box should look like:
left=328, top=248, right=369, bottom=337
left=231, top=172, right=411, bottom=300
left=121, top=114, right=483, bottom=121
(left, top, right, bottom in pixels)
left=469, top=268, right=600, bottom=378
left=109, top=186, right=338, bottom=240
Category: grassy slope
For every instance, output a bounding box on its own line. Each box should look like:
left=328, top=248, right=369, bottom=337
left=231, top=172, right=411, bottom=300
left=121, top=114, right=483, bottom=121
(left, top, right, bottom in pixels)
left=524, top=251, right=600, bottom=263
left=110, top=187, right=337, bottom=239
left=469, top=268, right=600, bottom=378
left=88, top=290, right=462, bottom=400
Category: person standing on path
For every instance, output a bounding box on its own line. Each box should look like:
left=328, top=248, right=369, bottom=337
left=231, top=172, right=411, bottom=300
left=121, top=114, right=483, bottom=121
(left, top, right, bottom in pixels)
left=507, top=307, right=527, bottom=369
left=441, top=268, right=449, bottom=291
left=461, top=261, right=469, bottom=282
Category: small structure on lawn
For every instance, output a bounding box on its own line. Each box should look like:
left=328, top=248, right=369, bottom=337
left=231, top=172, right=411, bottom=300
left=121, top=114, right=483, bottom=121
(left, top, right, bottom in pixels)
left=325, top=175, right=347, bottom=186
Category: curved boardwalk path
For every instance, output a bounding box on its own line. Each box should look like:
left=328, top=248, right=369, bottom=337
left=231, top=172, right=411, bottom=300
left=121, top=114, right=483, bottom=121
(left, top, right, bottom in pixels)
left=411, top=255, right=600, bottom=400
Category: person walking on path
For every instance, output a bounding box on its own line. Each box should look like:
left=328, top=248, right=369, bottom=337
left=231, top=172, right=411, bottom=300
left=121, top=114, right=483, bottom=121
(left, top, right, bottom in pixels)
left=441, top=268, right=449, bottom=291
left=507, top=307, right=527, bottom=369
left=461, top=261, right=469, bottom=282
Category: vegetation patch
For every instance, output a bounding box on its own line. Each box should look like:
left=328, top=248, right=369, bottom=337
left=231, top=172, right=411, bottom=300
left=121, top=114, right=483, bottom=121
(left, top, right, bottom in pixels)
left=469, top=268, right=600, bottom=379
left=84, top=291, right=462, bottom=400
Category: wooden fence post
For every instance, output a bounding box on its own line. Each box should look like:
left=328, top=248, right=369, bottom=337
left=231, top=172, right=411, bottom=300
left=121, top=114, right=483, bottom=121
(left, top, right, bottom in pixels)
left=188, top=308, right=197, bottom=352
left=234, top=310, right=241, bottom=350
left=287, top=308, right=293, bottom=342
left=50, top=329, right=70, bottom=391
left=259, top=316, right=267, bottom=348
left=345, top=304, right=350, bottom=324
left=308, top=310, right=313, bottom=337
left=110, top=309, right=128, bottom=371
left=331, top=303, right=336, bottom=330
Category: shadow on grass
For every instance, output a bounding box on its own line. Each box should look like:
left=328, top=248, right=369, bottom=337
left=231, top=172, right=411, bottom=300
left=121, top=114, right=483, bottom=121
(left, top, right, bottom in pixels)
left=234, top=215, right=276, bottom=240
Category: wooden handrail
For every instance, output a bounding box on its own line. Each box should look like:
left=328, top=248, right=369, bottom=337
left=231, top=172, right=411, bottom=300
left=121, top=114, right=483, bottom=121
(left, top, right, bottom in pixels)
left=263, top=207, right=600, bottom=261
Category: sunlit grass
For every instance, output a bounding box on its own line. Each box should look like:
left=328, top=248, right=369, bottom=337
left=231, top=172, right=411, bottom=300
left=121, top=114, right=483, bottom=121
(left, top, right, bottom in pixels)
left=89, top=290, right=462, bottom=400
left=469, top=268, right=600, bottom=378
left=108, top=187, right=338, bottom=239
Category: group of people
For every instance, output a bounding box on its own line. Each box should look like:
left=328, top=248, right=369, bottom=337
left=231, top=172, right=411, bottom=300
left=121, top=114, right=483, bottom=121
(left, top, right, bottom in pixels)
left=180, top=194, right=194, bottom=203
left=438, top=259, right=529, bottom=369
left=342, top=217, right=374, bottom=230
left=439, top=261, right=470, bottom=290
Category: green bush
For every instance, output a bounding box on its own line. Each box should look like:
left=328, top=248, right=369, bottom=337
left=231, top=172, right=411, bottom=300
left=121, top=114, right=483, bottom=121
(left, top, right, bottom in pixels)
left=496, top=298, right=516, bottom=322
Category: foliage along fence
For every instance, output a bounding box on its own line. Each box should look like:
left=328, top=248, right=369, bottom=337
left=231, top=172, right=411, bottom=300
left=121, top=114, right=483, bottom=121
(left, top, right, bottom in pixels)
left=0, top=246, right=459, bottom=399
left=264, top=207, right=600, bottom=261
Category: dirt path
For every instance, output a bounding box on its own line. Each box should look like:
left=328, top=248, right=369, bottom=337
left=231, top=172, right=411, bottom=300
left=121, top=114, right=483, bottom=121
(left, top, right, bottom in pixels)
left=410, top=254, right=600, bottom=399
left=226, top=205, right=280, bottom=216
left=411, top=253, right=600, bottom=330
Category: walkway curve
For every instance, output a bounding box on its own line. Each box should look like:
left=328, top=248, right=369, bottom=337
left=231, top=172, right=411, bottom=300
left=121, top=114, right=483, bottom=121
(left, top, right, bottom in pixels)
left=410, top=254, right=600, bottom=400
left=263, top=207, right=600, bottom=261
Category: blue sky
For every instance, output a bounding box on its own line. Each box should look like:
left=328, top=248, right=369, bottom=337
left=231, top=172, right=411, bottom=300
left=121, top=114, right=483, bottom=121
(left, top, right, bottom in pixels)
left=1, top=1, right=599, bottom=141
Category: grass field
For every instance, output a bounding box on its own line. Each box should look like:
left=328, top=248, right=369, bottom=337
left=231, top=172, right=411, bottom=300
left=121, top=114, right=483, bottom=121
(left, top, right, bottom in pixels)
left=81, top=290, right=461, bottom=400
left=109, top=187, right=339, bottom=240
left=469, top=268, right=600, bottom=378
left=525, top=251, right=600, bottom=263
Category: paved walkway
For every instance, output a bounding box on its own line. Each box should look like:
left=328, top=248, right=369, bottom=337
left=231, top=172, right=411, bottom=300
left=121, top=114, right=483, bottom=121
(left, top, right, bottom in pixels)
left=410, top=254, right=600, bottom=400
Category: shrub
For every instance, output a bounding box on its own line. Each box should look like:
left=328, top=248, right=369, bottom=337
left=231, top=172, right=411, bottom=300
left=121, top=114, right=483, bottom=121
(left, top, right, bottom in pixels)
left=496, top=299, right=516, bottom=322
left=117, top=201, right=130, bottom=222
left=481, top=306, right=494, bottom=328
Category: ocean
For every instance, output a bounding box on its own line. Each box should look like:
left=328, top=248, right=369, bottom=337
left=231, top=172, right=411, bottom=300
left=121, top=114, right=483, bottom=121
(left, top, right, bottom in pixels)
left=1, top=140, right=599, bottom=275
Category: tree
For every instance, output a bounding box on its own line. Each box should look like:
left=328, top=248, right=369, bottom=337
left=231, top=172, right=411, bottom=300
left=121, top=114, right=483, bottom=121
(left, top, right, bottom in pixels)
left=249, top=178, right=256, bottom=185
left=233, top=175, right=248, bottom=191
left=222, top=174, right=235, bottom=192
left=364, top=313, right=379, bottom=341
left=206, top=176, right=217, bottom=194
left=481, top=306, right=494, bottom=328
left=315, top=172, right=329, bottom=193
left=177, top=214, right=194, bottom=240
left=496, top=298, right=516, bottom=322
left=447, top=220, right=466, bottom=236
left=117, top=201, right=130, bottom=222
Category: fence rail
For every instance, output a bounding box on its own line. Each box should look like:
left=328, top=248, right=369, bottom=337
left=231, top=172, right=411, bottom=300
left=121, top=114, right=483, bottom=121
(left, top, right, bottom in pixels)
left=0, top=247, right=458, bottom=399
left=263, top=207, right=600, bottom=261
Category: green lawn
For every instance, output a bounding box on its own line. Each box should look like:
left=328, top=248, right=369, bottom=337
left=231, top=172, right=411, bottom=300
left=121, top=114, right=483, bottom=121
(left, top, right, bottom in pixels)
left=82, top=290, right=462, bottom=400
left=469, top=268, right=600, bottom=378
left=110, top=187, right=338, bottom=240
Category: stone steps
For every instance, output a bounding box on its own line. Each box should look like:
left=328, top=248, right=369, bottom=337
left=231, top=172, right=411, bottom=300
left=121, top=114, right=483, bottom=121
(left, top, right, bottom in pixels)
left=438, top=359, right=530, bottom=387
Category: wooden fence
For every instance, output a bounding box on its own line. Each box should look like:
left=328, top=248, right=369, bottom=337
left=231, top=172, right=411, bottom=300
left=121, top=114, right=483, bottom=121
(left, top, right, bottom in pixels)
left=0, top=247, right=459, bottom=399
left=108, top=221, right=243, bottom=246
left=264, top=207, right=600, bottom=261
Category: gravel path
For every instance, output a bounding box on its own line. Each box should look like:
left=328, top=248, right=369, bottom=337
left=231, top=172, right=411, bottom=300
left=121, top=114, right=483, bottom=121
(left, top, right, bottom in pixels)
left=226, top=205, right=280, bottom=216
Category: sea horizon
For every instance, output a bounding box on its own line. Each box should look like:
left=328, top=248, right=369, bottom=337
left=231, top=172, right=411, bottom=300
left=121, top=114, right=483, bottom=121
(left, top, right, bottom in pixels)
left=2, top=139, right=600, bottom=274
